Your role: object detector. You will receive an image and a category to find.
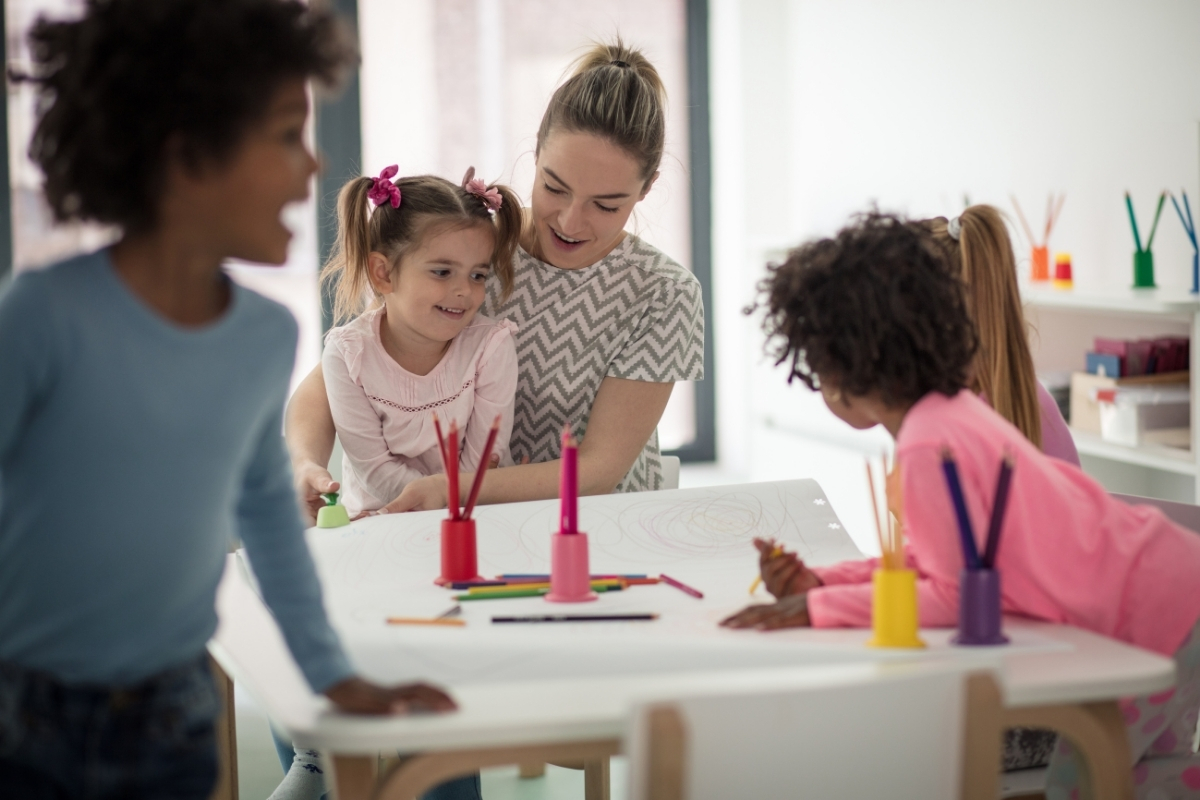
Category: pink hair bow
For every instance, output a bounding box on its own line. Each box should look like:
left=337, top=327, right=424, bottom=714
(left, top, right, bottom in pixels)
left=461, top=167, right=502, bottom=213
left=368, top=165, right=402, bottom=208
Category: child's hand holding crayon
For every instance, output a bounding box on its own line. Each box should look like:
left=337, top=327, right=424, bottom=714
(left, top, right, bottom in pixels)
left=752, top=537, right=823, bottom=598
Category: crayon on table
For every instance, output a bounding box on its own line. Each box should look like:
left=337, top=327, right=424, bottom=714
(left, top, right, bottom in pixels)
left=491, top=614, right=659, bottom=624
left=455, top=588, right=550, bottom=601
left=386, top=617, right=467, bottom=627
left=659, top=573, right=703, bottom=599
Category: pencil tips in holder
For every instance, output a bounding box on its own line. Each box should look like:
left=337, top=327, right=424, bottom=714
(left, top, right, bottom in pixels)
left=546, top=531, right=598, bottom=603
left=435, top=518, right=484, bottom=586
left=316, top=492, right=350, bottom=528
left=866, top=568, right=925, bottom=649
left=1133, top=250, right=1156, bottom=288
left=953, top=568, right=1009, bottom=646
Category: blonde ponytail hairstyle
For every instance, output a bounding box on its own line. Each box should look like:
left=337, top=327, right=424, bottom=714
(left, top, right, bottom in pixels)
left=320, top=172, right=522, bottom=325
left=919, top=205, right=1043, bottom=449
left=536, top=38, right=667, bottom=188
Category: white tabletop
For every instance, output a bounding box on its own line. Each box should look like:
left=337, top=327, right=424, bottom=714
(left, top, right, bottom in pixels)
left=210, top=480, right=1176, bottom=753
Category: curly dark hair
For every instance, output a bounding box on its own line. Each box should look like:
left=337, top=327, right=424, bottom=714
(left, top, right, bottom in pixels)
left=13, top=0, right=356, bottom=231
left=757, top=212, right=978, bottom=407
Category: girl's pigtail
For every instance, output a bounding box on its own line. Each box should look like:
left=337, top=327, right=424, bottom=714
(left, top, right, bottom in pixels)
left=488, top=183, right=523, bottom=300
left=320, top=176, right=376, bottom=325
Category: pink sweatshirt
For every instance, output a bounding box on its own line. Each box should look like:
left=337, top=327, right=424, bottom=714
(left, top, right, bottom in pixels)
left=323, top=308, right=517, bottom=516
left=808, top=390, right=1200, bottom=657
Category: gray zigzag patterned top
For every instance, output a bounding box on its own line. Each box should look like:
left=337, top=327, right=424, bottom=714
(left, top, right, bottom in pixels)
left=482, top=234, right=704, bottom=492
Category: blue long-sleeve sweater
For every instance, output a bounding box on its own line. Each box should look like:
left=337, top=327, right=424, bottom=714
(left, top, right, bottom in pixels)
left=0, top=250, right=352, bottom=691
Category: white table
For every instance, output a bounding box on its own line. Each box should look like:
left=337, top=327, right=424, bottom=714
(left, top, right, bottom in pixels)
left=209, top=481, right=1175, bottom=800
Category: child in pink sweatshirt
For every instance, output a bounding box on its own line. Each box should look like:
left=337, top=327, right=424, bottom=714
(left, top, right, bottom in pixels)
left=722, top=212, right=1200, bottom=799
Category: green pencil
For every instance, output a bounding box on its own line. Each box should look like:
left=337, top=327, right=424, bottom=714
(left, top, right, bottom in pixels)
left=1146, top=191, right=1168, bottom=250
left=455, top=588, right=549, bottom=601
left=1126, top=192, right=1143, bottom=252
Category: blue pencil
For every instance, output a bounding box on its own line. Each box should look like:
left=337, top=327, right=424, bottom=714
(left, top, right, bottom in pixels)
left=982, top=455, right=1014, bottom=569
left=940, top=449, right=981, bottom=570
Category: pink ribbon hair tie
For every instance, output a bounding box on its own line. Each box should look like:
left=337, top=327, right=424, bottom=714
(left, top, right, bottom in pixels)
left=368, top=164, right=402, bottom=208
left=461, top=167, right=503, bottom=213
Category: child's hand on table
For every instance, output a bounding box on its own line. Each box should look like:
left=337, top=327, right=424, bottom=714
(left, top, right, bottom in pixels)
left=754, top=538, right=823, bottom=598
left=324, top=677, right=457, bottom=715
left=719, top=594, right=811, bottom=630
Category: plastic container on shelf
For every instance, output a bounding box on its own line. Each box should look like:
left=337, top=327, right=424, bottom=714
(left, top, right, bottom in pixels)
left=1096, top=386, right=1190, bottom=448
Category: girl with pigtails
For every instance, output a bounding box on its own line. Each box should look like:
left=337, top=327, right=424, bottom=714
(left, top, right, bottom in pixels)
left=320, top=168, right=522, bottom=518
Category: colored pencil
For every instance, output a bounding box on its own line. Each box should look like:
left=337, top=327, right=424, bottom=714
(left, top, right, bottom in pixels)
left=492, top=614, right=659, bottom=623
left=1010, top=195, right=1037, bottom=246
left=455, top=588, right=549, bottom=601
left=449, top=581, right=508, bottom=589
left=496, top=574, right=648, bottom=579
left=1145, top=191, right=1168, bottom=250
left=1172, top=191, right=1197, bottom=246
left=940, top=449, right=981, bottom=570
left=560, top=424, right=578, bottom=534
left=462, top=415, right=500, bottom=519
left=387, top=617, right=466, bottom=627
left=659, top=573, right=703, bottom=599
left=447, top=422, right=460, bottom=520
left=466, top=579, right=623, bottom=594
left=1126, top=192, right=1144, bottom=252
left=983, top=453, right=1015, bottom=569
left=432, top=412, right=449, bottom=464
left=865, top=461, right=891, bottom=569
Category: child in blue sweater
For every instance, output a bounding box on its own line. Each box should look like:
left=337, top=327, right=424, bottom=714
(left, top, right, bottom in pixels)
left=0, top=1, right=455, bottom=797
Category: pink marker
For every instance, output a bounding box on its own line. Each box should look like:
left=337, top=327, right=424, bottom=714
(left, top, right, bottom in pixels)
left=560, top=424, right=578, bottom=534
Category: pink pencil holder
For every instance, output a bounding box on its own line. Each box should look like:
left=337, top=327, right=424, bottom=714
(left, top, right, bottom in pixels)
left=434, top=519, right=484, bottom=586
left=546, top=532, right=597, bottom=603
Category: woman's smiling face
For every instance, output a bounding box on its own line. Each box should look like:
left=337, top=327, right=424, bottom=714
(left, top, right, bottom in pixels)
left=528, top=130, right=656, bottom=270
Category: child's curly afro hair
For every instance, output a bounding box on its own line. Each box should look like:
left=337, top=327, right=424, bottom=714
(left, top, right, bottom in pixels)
left=14, top=0, right=356, bottom=231
left=758, top=211, right=979, bottom=407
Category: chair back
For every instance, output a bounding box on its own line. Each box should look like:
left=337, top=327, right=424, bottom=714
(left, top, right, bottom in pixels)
left=1110, top=492, right=1200, bottom=534
left=661, top=455, right=681, bottom=490
left=626, top=664, right=1002, bottom=800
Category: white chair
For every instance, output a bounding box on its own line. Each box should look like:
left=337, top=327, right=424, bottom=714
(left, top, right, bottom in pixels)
left=626, top=664, right=1003, bottom=800
left=661, top=455, right=681, bottom=490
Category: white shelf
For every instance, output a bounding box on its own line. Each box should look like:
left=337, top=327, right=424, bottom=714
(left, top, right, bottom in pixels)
left=1021, top=285, right=1200, bottom=318
left=1069, top=429, right=1196, bottom=476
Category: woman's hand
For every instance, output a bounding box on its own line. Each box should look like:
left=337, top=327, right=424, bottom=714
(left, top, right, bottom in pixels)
left=294, top=460, right=339, bottom=525
left=324, top=676, right=457, bottom=715
left=755, top=538, right=823, bottom=598
left=719, top=594, right=812, bottom=631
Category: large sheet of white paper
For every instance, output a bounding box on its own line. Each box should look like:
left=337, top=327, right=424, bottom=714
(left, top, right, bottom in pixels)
left=278, top=480, right=1065, bottom=687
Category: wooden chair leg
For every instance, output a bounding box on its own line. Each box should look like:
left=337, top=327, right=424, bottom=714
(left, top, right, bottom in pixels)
left=329, top=755, right=380, bottom=800
left=1002, top=701, right=1134, bottom=800
left=209, top=656, right=238, bottom=800
left=645, top=705, right=686, bottom=800
left=583, top=758, right=610, bottom=800
left=961, top=673, right=1003, bottom=800
left=518, top=762, right=547, bottom=778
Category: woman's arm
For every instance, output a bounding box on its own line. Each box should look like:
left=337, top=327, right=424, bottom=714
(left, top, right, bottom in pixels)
left=380, top=376, right=674, bottom=512
left=284, top=363, right=339, bottom=521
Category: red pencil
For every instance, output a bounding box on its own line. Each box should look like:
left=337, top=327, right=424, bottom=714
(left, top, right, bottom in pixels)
left=463, top=415, right=501, bottom=519
left=432, top=412, right=449, bottom=465
left=447, top=421, right=460, bottom=520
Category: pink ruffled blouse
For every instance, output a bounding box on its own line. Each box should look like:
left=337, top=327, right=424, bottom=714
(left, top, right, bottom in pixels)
left=322, top=308, right=518, bottom=516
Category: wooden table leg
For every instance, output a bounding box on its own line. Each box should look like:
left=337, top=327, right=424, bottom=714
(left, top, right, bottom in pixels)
left=583, top=758, right=610, bottom=800
left=328, top=755, right=380, bottom=800
left=209, top=656, right=239, bottom=800
left=1002, top=701, right=1134, bottom=800
left=374, top=739, right=621, bottom=800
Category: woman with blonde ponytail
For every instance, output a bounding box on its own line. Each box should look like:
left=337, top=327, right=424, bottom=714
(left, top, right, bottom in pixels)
left=287, top=38, right=704, bottom=517
left=918, top=205, right=1079, bottom=465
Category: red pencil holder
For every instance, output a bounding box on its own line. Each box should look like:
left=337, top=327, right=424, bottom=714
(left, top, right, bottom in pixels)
left=546, top=532, right=597, bottom=603
left=435, top=518, right=484, bottom=586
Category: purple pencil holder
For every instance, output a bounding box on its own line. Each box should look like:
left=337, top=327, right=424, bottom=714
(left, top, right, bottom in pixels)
left=953, top=568, right=1009, bottom=646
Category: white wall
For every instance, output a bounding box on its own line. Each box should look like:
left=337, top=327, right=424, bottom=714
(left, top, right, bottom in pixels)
left=701, top=0, right=1200, bottom=532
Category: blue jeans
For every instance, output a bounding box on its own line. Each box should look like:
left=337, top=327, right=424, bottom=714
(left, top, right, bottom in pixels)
left=270, top=728, right=482, bottom=800
left=0, top=655, right=219, bottom=800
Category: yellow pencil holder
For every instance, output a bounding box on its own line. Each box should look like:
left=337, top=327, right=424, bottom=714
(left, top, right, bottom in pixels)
left=867, top=568, right=925, bottom=649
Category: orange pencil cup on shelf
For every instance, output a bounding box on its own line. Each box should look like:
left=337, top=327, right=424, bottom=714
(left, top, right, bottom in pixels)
left=1030, top=246, right=1050, bottom=282
left=867, top=568, right=925, bottom=649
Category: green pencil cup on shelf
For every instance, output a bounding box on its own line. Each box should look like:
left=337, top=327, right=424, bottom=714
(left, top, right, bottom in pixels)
left=1133, top=250, right=1155, bottom=288
left=317, top=491, right=350, bottom=528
